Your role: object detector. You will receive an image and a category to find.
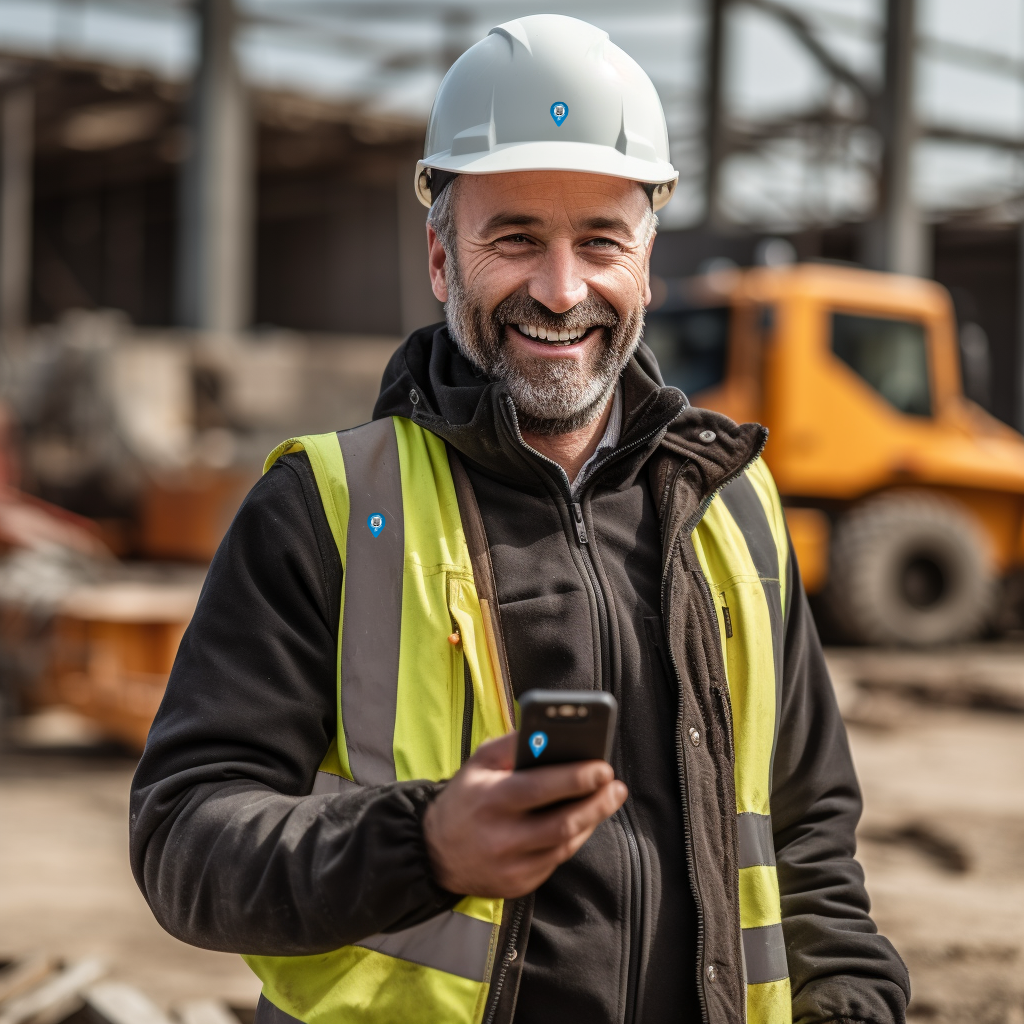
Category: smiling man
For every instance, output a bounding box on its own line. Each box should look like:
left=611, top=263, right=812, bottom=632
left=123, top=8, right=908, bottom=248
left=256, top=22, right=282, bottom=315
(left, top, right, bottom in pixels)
left=130, top=15, right=909, bottom=1024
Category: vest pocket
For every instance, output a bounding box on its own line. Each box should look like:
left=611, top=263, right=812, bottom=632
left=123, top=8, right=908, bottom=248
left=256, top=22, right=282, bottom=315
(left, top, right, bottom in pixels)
left=447, top=575, right=472, bottom=770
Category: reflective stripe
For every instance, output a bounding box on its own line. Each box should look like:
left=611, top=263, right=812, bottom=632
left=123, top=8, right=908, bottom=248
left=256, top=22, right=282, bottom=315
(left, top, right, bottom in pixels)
left=737, top=812, right=775, bottom=868
left=742, top=922, right=789, bottom=985
left=310, top=771, right=362, bottom=797
left=336, top=418, right=405, bottom=786
left=720, top=472, right=784, bottom=791
left=254, top=995, right=303, bottom=1024
left=354, top=910, right=496, bottom=983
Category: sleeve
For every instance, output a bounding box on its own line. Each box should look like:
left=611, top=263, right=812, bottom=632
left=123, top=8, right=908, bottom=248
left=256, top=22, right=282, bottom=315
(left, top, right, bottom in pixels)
left=128, top=452, right=459, bottom=956
left=772, top=544, right=911, bottom=1024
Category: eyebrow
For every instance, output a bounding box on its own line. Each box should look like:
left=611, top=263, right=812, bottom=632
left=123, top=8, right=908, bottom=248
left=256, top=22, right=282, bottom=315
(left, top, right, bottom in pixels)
left=481, top=212, right=636, bottom=236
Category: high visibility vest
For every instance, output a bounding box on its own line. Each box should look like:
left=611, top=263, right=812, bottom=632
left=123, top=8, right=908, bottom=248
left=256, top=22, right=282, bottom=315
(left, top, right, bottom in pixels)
left=247, top=415, right=792, bottom=1024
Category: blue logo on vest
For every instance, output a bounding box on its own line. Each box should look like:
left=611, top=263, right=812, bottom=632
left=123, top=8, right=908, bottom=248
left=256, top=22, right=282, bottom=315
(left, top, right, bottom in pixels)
left=529, top=731, right=548, bottom=758
left=367, top=513, right=386, bottom=537
left=550, top=102, right=568, bottom=127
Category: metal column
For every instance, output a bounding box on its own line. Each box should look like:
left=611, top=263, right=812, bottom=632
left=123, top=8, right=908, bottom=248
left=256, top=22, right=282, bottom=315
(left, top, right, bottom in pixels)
left=0, top=85, right=33, bottom=341
left=176, top=0, right=252, bottom=333
left=702, top=0, right=729, bottom=229
left=863, top=0, right=926, bottom=276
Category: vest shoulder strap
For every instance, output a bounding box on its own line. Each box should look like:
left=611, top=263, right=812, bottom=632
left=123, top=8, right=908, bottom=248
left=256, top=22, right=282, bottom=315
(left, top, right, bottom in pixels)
left=264, top=433, right=350, bottom=558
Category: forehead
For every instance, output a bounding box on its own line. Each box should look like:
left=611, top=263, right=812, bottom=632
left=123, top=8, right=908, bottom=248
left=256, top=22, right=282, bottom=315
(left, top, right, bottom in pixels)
left=455, top=170, right=650, bottom=233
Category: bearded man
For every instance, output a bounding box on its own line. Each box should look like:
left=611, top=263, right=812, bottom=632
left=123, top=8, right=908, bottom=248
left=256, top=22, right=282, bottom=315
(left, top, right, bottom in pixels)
left=130, top=15, right=909, bottom=1024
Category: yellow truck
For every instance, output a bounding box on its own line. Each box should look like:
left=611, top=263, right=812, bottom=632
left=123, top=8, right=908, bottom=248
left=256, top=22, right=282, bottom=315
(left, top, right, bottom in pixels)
left=645, top=262, right=1024, bottom=646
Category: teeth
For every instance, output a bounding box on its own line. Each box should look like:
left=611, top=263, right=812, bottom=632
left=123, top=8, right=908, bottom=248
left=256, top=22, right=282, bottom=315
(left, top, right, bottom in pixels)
left=516, top=324, right=593, bottom=343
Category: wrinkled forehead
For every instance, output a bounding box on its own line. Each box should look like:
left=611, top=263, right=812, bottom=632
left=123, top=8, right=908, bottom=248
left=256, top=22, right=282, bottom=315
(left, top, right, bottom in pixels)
left=456, top=170, right=652, bottom=234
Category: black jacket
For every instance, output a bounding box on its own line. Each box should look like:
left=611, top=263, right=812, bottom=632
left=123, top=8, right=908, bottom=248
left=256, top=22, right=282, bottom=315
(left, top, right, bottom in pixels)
left=130, top=326, right=909, bottom=1024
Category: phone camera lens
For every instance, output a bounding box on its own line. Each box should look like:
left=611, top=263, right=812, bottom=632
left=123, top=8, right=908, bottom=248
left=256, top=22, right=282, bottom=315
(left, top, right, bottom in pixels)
left=545, top=706, right=557, bottom=718
left=577, top=706, right=589, bottom=717
left=558, top=704, right=576, bottom=717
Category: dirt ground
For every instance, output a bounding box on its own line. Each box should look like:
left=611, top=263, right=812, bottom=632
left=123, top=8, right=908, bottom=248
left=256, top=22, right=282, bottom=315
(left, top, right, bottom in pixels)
left=827, top=646, right=1024, bottom=1024
left=0, top=645, right=1022, bottom=1020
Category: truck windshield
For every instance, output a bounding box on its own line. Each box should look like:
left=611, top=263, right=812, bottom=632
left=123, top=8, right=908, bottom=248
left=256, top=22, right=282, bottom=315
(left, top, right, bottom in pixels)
left=642, top=307, right=731, bottom=397
left=831, top=312, right=932, bottom=416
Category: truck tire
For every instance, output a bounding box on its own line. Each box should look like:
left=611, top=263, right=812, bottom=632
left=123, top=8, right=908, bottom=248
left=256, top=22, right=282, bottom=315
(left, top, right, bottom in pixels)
left=825, top=493, right=995, bottom=646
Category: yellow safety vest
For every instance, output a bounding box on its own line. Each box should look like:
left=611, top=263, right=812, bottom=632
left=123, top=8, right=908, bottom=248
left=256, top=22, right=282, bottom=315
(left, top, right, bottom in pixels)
left=247, top=415, right=792, bottom=1024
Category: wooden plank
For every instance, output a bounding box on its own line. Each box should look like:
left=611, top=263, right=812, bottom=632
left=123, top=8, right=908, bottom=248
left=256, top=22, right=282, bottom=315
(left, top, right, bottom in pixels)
left=84, top=982, right=173, bottom=1024
left=175, top=1000, right=239, bottom=1024
left=0, top=957, right=57, bottom=1007
left=0, top=959, right=106, bottom=1024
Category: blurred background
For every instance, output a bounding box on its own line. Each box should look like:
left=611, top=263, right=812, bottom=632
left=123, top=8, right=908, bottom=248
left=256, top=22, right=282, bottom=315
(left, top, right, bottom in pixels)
left=0, top=2, right=1022, bottom=1023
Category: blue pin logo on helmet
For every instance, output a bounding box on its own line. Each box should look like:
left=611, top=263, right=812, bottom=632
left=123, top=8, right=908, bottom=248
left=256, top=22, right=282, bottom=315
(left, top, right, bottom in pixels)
left=415, top=14, right=678, bottom=210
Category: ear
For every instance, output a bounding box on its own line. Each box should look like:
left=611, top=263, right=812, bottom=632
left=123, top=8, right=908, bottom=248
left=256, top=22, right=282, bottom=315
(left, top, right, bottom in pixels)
left=427, top=223, right=449, bottom=303
left=642, top=233, right=655, bottom=307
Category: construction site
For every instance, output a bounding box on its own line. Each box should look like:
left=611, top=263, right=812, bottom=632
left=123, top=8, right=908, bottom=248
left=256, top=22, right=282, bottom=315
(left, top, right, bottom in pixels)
left=0, top=1, right=1023, bottom=1022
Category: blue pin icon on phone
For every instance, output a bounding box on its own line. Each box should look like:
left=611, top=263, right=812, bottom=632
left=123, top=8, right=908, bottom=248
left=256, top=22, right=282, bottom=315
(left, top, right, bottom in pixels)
left=529, top=731, right=548, bottom=758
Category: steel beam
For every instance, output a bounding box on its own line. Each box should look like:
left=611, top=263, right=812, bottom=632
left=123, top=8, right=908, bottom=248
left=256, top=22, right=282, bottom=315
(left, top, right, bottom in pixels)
left=863, top=0, right=926, bottom=276
left=176, top=0, right=252, bottom=333
left=0, top=85, right=33, bottom=341
left=702, top=0, right=729, bottom=227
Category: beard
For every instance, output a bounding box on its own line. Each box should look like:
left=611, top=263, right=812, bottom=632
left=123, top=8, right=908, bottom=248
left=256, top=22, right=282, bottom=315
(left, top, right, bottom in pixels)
left=444, top=263, right=644, bottom=436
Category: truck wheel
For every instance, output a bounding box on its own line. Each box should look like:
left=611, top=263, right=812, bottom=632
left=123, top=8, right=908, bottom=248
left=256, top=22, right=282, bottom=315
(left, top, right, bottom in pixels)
left=825, top=493, right=995, bottom=646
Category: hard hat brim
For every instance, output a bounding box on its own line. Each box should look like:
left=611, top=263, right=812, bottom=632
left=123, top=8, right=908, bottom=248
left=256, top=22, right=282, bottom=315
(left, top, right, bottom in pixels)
left=416, top=142, right=678, bottom=211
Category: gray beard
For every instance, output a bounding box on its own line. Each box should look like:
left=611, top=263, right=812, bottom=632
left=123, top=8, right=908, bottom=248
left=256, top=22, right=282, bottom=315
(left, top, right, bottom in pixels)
left=444, top=262, right=644, bottom=436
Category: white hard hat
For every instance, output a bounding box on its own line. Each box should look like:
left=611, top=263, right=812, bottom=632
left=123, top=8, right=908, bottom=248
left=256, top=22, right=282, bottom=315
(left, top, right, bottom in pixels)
left=415, top=14, right=678, bottom=211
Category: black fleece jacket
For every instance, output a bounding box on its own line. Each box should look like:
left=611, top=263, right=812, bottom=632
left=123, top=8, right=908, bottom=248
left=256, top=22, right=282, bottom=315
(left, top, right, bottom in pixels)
left=130, top=326, right=909, bottom=1024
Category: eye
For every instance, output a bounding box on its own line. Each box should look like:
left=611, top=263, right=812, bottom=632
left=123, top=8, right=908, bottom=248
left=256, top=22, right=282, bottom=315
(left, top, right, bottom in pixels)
left=583, top=237, right=620, bottom=250
left=496, top=233, right=533, bottom=245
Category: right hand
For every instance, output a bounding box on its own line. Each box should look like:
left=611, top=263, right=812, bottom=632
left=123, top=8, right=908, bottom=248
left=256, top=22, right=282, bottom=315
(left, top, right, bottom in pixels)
left=422, top=732, right=628, bottom=898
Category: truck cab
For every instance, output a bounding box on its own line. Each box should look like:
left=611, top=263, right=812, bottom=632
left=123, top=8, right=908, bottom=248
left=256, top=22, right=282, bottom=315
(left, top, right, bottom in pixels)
left=644, top=263, right=1024, bottom=645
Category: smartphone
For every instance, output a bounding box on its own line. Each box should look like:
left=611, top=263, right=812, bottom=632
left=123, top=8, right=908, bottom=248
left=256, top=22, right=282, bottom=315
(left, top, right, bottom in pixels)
left=514, top=689, right=618, bottom=770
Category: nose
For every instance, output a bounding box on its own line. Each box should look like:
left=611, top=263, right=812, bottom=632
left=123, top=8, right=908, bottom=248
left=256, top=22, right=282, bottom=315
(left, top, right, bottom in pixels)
left=527, top=239, right=588, bottom=314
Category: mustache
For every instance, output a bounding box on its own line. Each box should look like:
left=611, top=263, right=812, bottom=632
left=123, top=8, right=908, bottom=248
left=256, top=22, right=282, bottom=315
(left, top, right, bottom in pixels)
left=491, top=290, right=620, bottom=335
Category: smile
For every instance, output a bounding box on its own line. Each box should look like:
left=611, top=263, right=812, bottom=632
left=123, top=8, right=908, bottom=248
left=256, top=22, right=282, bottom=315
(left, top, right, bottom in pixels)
left=513, top=323, right=596, bottom=346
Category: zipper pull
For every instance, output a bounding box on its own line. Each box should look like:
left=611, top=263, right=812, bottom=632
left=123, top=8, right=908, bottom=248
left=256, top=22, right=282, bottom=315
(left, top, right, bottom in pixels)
left=720, top=592, right=733, bottom=639
left=571, top=502, right=589, bottom=544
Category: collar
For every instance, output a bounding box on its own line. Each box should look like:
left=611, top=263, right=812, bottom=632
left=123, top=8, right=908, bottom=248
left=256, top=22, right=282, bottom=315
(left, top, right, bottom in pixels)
left=570, top=385, right=623, bottom=496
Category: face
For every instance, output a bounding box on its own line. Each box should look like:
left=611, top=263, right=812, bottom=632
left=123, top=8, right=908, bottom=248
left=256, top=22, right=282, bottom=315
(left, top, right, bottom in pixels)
left=427, top=170, right=654, bottom=435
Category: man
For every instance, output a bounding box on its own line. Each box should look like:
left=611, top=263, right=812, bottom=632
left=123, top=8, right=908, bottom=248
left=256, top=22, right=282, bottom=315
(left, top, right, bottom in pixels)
left=130, top=14, right=909, bottom=1024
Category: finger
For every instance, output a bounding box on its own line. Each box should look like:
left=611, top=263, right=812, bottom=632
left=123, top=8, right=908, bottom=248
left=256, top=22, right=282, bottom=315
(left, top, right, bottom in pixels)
left=513, top=780, right=628, bottom=853
left=469, top=731, right=517, bottom=771
left=500, top=759, right=615, bottom=812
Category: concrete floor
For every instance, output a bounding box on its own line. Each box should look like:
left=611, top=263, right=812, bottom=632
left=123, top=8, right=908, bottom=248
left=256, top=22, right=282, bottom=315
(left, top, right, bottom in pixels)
left=0, top=648, right=1022, bottom=1020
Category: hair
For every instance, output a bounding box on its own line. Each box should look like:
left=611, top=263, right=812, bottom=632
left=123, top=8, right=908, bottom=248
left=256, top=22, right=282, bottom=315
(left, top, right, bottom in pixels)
left=427, top=175, right=659, bottom=270
left=427, top=174, right=462, bottom=272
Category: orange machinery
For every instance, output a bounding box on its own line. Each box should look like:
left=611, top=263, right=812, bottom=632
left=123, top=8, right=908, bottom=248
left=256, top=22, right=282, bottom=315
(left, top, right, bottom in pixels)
left=645, top=263, right=1024, bottom=645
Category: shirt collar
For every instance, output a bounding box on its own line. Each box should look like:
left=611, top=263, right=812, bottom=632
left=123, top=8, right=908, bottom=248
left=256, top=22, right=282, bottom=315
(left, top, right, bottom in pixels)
left=570, top=385, right=622, bottom=495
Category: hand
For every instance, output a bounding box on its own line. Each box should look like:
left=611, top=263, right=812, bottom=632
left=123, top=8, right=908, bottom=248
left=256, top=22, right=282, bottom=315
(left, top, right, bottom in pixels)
left=422, top=732, right=628, bottom=898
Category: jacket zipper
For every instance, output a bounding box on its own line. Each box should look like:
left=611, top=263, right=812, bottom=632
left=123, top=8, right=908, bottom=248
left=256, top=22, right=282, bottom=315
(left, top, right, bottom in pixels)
left=659, top=449, right=764, bottom=1024
left=568, top=501, right=643, bottom=1024
left=620, top=805, right=644, bottom=1024
left=500, top=395, right=737, bottom=1024
left=661, top=556, right=712, bottom=1024
left=482, top=898, right=526, bottom=1024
